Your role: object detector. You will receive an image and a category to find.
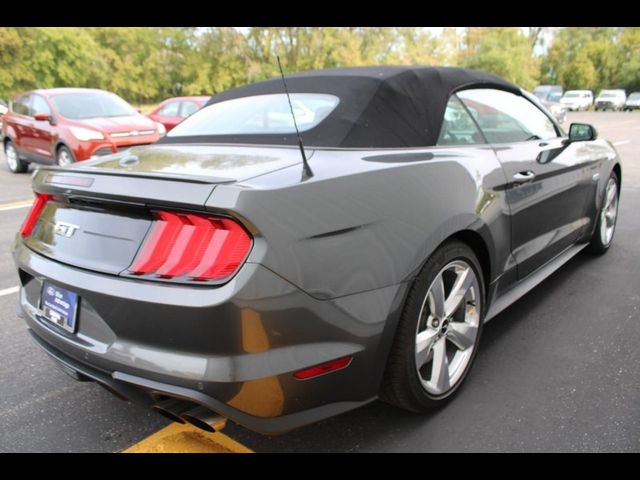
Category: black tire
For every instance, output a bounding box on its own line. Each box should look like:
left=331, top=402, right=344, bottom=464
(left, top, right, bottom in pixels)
left=380, top=240, right=485, bottom=412
left=587, top=171, right=619, bottom=255
left=4, top=140, right=28, bottom=173
left=56, top=145, right=76, bottom=167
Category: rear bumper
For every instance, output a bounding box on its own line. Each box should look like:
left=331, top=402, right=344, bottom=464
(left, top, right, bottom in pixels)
left=14, top=239, right=404, bottom=433
left=27, top=327, right=375, bottom=434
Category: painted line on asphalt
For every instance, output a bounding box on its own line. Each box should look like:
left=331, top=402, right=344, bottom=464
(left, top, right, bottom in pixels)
left=0, top=286, right=19, bottom=297
left=613, top=140, right=631, bottom=146
left=0, top=199, right=33, bottom=212
left=122, top=422, right=253, bottom=453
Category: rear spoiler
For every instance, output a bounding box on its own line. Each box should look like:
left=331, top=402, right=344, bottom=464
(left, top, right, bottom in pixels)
left=32, top=166, right=229, bottom=209
left=42, top=165, right=235, bottom=185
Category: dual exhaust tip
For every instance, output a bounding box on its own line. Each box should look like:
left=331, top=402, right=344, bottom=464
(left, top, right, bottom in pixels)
left=153, top=398, right=227, bottom=433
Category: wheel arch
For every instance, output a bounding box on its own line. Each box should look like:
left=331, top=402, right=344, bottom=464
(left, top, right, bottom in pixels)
left=449, top=229, right=492, bottom=293
left=612, top=162, right=622, bottom=193
left=54, top=139, right=72, bottom=156
left=372, top=224, right=495, bottom=395
left=3, top=134, right=14, bottom=148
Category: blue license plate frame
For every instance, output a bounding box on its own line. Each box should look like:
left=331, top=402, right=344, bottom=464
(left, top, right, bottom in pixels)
left=40, top=282, right=79, bottom=334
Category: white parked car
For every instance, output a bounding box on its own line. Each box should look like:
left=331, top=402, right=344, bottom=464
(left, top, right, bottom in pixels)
left=595, top=90, right=626, bottom=111
left=560, top=90, right=593, bottom=111
left=623, top=92, right=640, bottom=111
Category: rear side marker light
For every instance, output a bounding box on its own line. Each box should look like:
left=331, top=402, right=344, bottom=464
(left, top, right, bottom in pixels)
left=128, top=210, right=252, bottom=282
left=20, top=193, right=53, bottom=237
left=293, top=356, right=353, bottom=380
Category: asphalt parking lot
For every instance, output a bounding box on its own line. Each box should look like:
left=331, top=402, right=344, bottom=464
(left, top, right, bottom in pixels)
left=0, top=111, right=638, bottom=452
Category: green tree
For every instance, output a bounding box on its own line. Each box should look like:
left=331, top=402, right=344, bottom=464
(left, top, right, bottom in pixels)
left=540, top=27, right=634, bottom=93
left=460, top=28, right=540, bottom=90
left=0, top=28, right=33, bottom=99
left=618, top=28, right=640, bottom=93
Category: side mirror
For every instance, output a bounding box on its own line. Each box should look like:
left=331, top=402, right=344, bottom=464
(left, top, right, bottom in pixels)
left=568, top=123, right=597, bottom=143
left=33, top=112, right=51, bottom=122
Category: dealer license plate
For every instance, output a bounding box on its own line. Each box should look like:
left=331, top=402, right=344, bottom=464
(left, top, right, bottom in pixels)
left=40, top=282, right=79, bottom=334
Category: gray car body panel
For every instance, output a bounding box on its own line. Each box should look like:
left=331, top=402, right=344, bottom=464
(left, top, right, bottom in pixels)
left=13, top=103, right=621, bottom=434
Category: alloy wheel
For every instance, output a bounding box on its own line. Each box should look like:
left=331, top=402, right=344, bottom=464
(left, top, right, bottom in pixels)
left=600, top=178, right=618, bottom=246
left=57, top=148, right=73, bottom=166
left=5, top=143, right=18, bottom=171
left=414, top=260, right=481, bottom=396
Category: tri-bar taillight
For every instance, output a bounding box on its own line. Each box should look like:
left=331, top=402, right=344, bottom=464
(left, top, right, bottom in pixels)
left=127, top=210, right=252, bottom=283
left=20, top=193, right=53, bottom=237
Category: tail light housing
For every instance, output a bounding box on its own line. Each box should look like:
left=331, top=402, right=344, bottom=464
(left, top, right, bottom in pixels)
left=127, top=210, right=252, bottom=284
left=20, top=193, right=53, bottom=237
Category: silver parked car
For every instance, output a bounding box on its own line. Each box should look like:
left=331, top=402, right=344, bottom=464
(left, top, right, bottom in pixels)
left=623, top=92, right=640, bottom=111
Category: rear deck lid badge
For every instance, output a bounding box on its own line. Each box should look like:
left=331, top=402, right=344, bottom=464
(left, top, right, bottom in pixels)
left=53, top=221, right=79, bottom=238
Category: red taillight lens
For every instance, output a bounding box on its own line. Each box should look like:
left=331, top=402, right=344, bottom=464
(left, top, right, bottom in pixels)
left=128, top=210, right=252, bottom=282
left=20, top=193, right=53, bottom=237
left=293, top=356, right=353, bottom=380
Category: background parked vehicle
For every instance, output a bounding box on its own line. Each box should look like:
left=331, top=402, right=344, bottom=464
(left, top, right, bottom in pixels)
left=532, top=85, right=563, bottom=102
left=2, top=88, right=163, bottom=173
left=146, top=96, right=210, bottom=132
left=560, top=90, right=594, bottom=111
left=595, top=90, right=627, bottom=111
left=623, top=92, right=640, bottom=111
left=540, top=98, right=568, bottom=124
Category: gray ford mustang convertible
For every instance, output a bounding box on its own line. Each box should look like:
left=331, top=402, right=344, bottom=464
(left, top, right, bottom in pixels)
left=13, top=66, right=621, bottom=434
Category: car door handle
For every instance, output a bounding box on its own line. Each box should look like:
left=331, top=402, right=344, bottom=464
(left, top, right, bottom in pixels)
left=513, top=171, right=536, bottom=182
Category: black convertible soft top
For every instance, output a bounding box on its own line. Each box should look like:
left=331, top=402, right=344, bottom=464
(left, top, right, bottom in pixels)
left=160, top=66, right=521, bottom=149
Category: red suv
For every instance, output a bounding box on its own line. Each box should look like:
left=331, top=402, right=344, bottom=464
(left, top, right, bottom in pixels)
left=146, top=96, right=209, bottom=132
left=2, top=88, right=163, bottom=173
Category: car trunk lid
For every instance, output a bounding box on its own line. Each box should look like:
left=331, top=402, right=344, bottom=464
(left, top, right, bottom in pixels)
left=24, top=144, right=307, bottom=276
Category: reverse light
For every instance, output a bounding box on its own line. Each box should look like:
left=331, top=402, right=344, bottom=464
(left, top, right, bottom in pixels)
left=293, top=356, right=353, bottom=380
left=20, top=193, right=52, bottom=237
left=127, top=211, right=252, bottom=282
left=69, top=126, right=105, bottom=141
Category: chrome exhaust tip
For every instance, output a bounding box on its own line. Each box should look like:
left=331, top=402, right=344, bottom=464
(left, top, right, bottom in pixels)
left=152, top=398, right=196, bottom=424
left=180, top=405, right=227, bottom=433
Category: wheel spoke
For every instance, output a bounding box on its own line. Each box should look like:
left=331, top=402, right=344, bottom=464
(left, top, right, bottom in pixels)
left=606, top=185, right=616, bottom=206
left=429, top=338, right=450, bottom=393
left=444, top=267, right=473, bottom=317
left=429, top=274, right=446, bottom=319
left=447, top=322, right=478, bottom=351
left=415, top=329, right=438, bottom=368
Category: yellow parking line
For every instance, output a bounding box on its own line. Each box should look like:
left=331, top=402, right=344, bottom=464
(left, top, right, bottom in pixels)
left=122, top=422, right=253, bottom=453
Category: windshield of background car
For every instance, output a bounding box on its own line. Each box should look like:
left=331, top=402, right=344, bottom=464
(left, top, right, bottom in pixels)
left=628, top=93, right=640, bottom=100
left=599, top=93, right=618, bottom=98
left=51, top=92, right=137, bottom=119
left=166, top=93, right=340, bottom=137
left=564, top=92, right=581, bottom=98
